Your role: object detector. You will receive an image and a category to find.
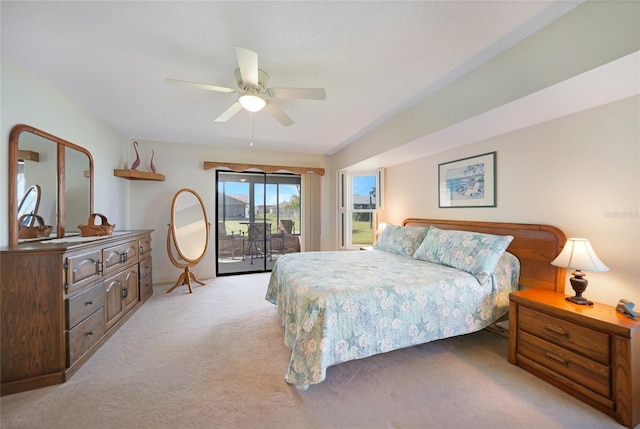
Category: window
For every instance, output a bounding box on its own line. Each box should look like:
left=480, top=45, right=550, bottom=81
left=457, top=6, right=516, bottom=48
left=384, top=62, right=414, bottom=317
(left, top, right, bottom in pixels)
left=338, top=168, right=384, bottom=249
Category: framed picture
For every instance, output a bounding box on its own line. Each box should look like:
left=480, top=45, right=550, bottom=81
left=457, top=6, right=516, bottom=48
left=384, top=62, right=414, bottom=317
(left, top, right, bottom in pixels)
left=438, top=151, right=496, bottom=208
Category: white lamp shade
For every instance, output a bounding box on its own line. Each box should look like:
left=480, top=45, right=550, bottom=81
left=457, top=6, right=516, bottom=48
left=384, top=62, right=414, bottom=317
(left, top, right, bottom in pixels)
left=238, top=94, right=266, bottom=112
left=551, top=238, right=609, bottom=272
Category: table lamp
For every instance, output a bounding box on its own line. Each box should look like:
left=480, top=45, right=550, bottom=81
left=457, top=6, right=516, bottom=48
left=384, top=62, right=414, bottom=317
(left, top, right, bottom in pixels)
left=551, top=238, right=609, bottom=305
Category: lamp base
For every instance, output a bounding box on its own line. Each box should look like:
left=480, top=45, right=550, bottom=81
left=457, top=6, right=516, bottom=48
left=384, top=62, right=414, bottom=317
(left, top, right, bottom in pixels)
left=565, top=295, right=594, bottom=306
left=566, top=270, right=593, bottom=305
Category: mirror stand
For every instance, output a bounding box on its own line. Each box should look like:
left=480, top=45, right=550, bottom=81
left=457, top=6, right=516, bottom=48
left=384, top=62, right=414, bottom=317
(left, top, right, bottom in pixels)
left=165, top=240, right=206, bottom=294
left=166, top=188, right=210, bottom=294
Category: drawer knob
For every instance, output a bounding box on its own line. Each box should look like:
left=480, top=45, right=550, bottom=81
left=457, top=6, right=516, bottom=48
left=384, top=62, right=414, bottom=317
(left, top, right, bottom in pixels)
left=544, top=323, right=569, bottom=338
left=85, top=300, right=93, bottom=306
left=87, top=331, right=94, bottom=336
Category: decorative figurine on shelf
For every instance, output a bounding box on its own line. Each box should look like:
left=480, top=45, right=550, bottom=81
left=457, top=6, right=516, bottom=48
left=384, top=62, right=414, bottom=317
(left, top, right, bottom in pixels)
left=130, top=141, right=141, bottom=170
left=150, top=150, right=157, bottom=173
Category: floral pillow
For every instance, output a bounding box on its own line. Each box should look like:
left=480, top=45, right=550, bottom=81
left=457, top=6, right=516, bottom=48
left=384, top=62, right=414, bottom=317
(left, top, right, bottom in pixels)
left=413, top=226, right=514, bottom=284
left=374, top=224, right=430, bottom=257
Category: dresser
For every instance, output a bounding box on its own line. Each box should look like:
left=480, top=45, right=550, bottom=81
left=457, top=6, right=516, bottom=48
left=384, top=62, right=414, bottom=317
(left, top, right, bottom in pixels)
left=509, top=289, right=640, bottom=428
left=1, top=230, right=153, bottom=396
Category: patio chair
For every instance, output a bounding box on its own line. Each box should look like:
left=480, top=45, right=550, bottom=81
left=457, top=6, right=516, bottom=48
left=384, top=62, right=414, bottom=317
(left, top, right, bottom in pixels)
left=246, top=223, right=272, bottom=264
left=272, top=219, right=300, bottom=255
left=217, top=222, right=244, bottom=260
left=278, top=219, right=294, bottom=234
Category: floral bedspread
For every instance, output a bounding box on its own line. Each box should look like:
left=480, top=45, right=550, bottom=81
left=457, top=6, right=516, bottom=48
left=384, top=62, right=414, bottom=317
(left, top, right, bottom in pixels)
left=265, top=249, right=519, bottom=388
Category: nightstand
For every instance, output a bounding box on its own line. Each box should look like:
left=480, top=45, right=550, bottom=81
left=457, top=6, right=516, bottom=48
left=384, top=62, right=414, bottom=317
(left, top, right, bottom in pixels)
left=509, top=289, right=640, bottom=428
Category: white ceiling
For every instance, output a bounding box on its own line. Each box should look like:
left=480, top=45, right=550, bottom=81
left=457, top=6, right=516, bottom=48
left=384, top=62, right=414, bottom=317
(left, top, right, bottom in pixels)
left=1, top=1, right=582, bottom=155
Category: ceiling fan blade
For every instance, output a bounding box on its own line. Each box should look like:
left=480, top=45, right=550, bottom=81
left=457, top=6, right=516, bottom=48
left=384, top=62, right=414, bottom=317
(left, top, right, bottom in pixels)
left=235, top=47, right=259, bottom=88
left=214, top=102, right=243, bottom=122
left=268, top=87, right=326, bottom=100
left=166, top=78, right=236, bottom=93
left=263, top=102, right=294, bottom=127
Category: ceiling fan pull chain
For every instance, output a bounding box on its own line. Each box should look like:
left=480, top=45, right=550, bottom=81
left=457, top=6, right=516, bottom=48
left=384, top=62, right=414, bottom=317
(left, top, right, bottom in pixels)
left=250, top=112, right=254, bottom=147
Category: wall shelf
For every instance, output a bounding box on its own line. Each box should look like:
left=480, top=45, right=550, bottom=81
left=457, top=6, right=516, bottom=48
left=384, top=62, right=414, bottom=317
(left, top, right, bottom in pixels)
left=113, top=169, right=165, bottom=181
left=18, top=150, right=40, bottom=162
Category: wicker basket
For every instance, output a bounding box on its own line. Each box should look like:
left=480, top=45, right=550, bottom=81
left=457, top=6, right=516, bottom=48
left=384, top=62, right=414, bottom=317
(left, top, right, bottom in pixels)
left=78, top=213, right=115, bottom=237
left=18, top=214, right=53, bottom=239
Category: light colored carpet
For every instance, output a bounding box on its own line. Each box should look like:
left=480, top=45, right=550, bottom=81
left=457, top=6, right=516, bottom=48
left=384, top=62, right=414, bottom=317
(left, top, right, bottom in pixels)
left=1, top=273, right=628, bottom=429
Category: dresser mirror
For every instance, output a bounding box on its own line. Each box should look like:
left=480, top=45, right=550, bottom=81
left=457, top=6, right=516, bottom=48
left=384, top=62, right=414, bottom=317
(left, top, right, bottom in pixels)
left=8, top=124, right=94, bottom=246
left=166, top=188, right=210, bottom=293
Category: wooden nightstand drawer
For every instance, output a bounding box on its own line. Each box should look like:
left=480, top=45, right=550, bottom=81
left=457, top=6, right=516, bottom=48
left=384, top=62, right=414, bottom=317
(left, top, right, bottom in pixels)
left=518, top=331, right=611, bottom=397
left=518, top=306, right=610, bottom=364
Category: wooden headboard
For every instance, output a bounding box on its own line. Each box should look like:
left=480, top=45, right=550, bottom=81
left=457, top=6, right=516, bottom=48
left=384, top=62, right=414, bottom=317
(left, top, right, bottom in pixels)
left=402, top=218, right=567, bottom=292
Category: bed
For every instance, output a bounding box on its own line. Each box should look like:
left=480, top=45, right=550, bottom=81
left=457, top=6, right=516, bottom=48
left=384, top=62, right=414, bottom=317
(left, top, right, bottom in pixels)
left=265, top=218, right=566, bottom=390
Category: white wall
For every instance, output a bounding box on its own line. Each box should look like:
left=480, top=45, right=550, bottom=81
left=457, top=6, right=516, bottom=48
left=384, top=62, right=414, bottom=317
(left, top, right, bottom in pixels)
left=124, top=139, right=324, bottom=285
left=381, top=96, right=639, bottom=307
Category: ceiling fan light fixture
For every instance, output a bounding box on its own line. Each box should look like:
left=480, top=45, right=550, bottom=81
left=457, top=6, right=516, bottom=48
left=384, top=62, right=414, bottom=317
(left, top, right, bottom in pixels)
left=238, top=94, right=266, bottom=112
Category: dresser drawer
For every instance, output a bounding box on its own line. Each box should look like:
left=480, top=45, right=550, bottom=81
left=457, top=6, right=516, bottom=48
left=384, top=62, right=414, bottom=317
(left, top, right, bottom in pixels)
left=139, top=257, right=152, bottom=278
left=103, top=239, right=139, bottom=276
left=65, top=249, right=102, bottom=294
left=67, top=308, right=105, bottom=365
left=518, top=330, right=611, bottom=397
left=66, top=282, right=105, bottom=329
left=518, top=306, right=610, bottom=364
left=139, top=258, right=153, bottom=301
left=139, top=236, right=152, bottom=258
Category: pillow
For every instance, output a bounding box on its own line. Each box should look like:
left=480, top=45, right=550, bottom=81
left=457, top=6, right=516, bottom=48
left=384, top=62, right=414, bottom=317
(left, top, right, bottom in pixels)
left=413, top=226, right=514, bottom=284
left=374, top=224, right=430, bottom=257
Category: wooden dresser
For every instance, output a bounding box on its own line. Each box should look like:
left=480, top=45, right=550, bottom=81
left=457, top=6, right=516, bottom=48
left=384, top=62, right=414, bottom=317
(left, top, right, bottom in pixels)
left=1, top=230, right=153, bottom=396
left=509, top=289, right=640, bottom=428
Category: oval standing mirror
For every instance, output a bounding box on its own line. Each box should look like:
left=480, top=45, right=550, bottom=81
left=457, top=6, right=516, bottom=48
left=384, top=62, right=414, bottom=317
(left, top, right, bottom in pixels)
left=17, top=184, right=41, bottom=227
left=166, top=188, right=210, bottom=294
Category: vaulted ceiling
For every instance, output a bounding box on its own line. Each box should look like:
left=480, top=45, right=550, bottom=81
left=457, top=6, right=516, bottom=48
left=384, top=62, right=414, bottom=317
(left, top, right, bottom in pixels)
left=1, top=1, right=582, bottom=155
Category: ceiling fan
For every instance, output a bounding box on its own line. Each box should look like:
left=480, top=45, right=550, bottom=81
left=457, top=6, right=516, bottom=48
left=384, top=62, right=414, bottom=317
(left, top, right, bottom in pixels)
left=166, top=47, right=326, bottom=127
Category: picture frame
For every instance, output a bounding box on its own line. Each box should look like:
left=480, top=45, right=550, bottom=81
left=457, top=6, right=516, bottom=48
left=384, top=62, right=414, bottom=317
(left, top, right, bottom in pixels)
left=438, top=151, right=496, bottom=208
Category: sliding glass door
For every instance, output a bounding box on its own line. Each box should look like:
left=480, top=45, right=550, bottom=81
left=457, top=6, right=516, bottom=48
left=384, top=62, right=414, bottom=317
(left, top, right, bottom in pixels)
left=216, top=171, right=301, bottom=275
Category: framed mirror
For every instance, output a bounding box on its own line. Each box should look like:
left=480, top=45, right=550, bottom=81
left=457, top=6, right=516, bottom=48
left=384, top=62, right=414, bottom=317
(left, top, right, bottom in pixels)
left=9, top=124, right=94, bottom=246
left=166, top=188, right=210, bottom=294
